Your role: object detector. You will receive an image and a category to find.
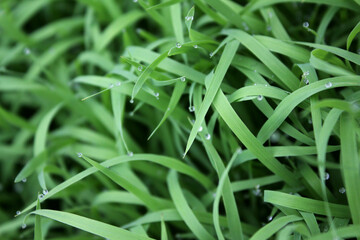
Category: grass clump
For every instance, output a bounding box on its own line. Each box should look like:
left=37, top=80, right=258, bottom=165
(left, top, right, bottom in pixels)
left=0, top=0, right=360, bottom=239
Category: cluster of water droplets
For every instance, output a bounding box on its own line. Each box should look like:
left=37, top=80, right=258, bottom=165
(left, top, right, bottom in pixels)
left=302, top=71, right=310, bottom=85
left=38, top=189, right=49, bottom=200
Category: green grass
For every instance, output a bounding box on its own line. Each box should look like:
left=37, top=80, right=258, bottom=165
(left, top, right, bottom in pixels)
left=0, top=0, right=360, bottom=239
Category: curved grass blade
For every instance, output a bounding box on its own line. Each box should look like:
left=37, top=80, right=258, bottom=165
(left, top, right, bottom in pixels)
left=31, top=210, right=154, bottom=240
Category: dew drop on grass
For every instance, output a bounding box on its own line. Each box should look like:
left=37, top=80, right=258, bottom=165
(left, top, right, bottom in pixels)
left=205, top=134, right=211, bottom=140
left=198, top=126, right=203, bottom=132
left=38, top=194, right=44, bottom=200
left=266, top=26, right=272, bottom=32
left=270, top=131, right=280, bottom=143
left=77, top=152, right=83, bottom=158
left=21, top=224, right=26, bottom=229
left=127, top=152, right=133, bottom=157
left=253, top=184, right=262, bottom=196
left=130, top=99, right=134, bottom=104
left=24, top=48, right=31, bottom=55
left=209, top=52, right=214, bottom=58
left=137, top=66, right=143, bottom=71
left=133, top=0, right=138, bottom=2
left=16, top=211, right=21, bottom=216
left=116, top=81, right=121, bottom=86
left=185, top=16, right=193, bottom=21
left=193, top=45, right=198, bottom=49
left=339, top=187, right=346, bottom=194
left=188, top=106, right=195, bottom=112
left=325, top=82, right=332, bottom=88
left=304, top=78, right=309, bottom=85
left=324, top=172, right=330, bottom=181
left=109, top=83, right=114, bottom=88
left=257, top=95, right=263, bottom=101
left=176, top=42, right=182, bottom=48
left=267, top=216, right=273, bottom=221
left=22, top=178, right=27, bottom=183
left=180, top=76, right=186, bottom=82
left=303, top=22, right=309, bottom=28
left=154, top=92, right=159, bottom=99
left=43, top=189, right=48, bottom=195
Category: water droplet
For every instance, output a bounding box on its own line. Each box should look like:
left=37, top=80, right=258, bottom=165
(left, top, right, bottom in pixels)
left=24, top=48, right=31, bottom=55
left=324, top=172, right=330, bottom=181
left=303, top=22, right=309, bottom=28
left=43, top=189, right=48, bottom=195
left=109, top=83, right=114, bottom=88
left=176, top=42, right=182, bottom=48
left=339, top=187, right=346, bottom=194
left=16, top=211, right=21, bottom=216
left=22, top=178, right=27, bottom=183
left=267, top=216, right=273, bottom=221
left=236, top=148, right=243, bottom=154
left=252, top=185, right=262, bottom=196
left=303, top=71, right=309, bottom=76
left=270, top=131, right=280, bottom=143
left=133, top=0, right=138, bottom=2
left=38, top=194, right=44, bottom=200
left=137, top=66, right=143, bottom=71
left=304, top=78, right=309, bottom=85
left=77, top=152, right=83, bottom=158
left=130, top=99, right=134, bottom=104
left=180, top=76, right=186, bottom=82
left=205, top=134, right=211, bottom=140
left=185, top=16, right=194, bottom=21
left=198, top=126, right=203, bottom=132
left=116, top=81, right=121, bottom=86
left=127, top=152, right=133, bottom=157
left=154, top=92, right=159, bottom=99
left=257, top=95, right=263, bottom=101
left=209, top=52, right=214, bottom=58
left=22, top=223, right=26, bottom=229
left=189, top=106, right=195, bottom=112
left=167, top=107, right=170, bottom=111
left=325, top=82, right=332, bottom=88
left=193, top=45, right=198, bottom=49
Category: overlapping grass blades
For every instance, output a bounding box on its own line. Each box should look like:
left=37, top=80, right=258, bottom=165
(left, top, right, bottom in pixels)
left=0, top=0, right=360, bottom=239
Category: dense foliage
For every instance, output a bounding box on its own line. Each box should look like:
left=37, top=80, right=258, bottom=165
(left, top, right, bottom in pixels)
left=1, top=0, right=360, bottom=239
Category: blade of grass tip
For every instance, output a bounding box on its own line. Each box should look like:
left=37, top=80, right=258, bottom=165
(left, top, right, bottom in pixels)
left=34, top=198, right=42, bottom=240
left=249, top=215, right=302, bottom=240
left=33, top=103, right=63, bottom=189
left=185, top=6, right=195, bottom=35
left=95, top=10, right=144, bottom=51
left=81, top=155, right=168, bottom=211
left=131, top=51, right=168, bottom=101
left=184, top=40, right=239, bottom=156
left=148, top=79, right=186, bottom=139
left=167, top=170, right=216, bottom=240
left=161, top=214, right=168, bottom=240
left=340, top=113, right=360, bottom=226
left=31, top=210, right=154, bottom=240
left=347, top=21, right=360, bottom=50
left=315, top=7, right=338, bottom=44
left=111, top=89, right=129, bottom=153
